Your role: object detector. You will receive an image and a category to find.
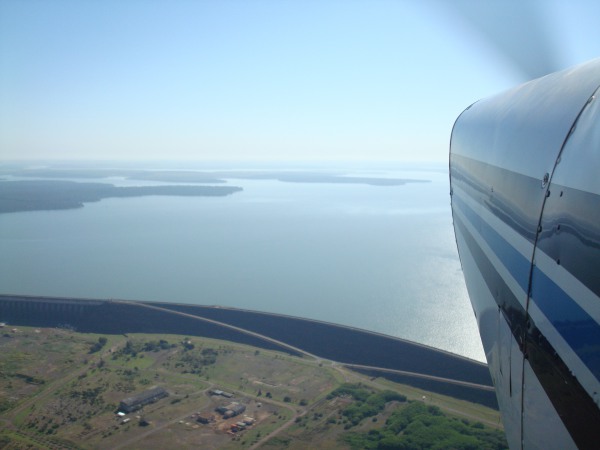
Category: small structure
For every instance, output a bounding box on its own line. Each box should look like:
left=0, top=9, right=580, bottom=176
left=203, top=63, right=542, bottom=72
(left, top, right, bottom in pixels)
left=242, top=417, right=255, bottom=425
left=196, top=414, right=214, bottom=424
left=119, top=386, right=168, bottom=413
left=210, top=389, right=233, bottom=398
left=216, top=402, right=246, bottom=418
left=215, top=405, right=229, bottom=415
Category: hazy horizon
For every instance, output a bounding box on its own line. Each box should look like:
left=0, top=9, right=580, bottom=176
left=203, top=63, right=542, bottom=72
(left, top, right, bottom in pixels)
left=2, top=1, right=600, bottom=162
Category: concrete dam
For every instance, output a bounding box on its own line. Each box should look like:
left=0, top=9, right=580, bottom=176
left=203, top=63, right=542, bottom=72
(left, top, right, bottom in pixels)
left=0, top=294, right=497, bottom=409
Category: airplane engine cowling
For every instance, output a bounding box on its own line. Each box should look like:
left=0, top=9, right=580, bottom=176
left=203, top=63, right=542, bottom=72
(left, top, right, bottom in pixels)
left=450, top=58, right=600, bottom=450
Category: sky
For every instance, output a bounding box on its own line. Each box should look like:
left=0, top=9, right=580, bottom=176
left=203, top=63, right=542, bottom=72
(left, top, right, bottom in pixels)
left=1, top=0, right=599, bottom=163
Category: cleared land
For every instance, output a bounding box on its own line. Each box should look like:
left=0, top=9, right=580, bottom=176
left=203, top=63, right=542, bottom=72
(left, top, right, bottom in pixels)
left=0, top=326, right=506, bottom=449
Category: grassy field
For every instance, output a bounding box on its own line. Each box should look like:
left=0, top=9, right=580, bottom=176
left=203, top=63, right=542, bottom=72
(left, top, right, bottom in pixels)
left=0, top=326, right=506, bottom=449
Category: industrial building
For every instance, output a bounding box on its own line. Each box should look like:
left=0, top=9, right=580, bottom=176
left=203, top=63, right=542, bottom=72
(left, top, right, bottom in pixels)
left=119, top=386, right=168, bottom=413
left=215, top=402, right=246, bottom=418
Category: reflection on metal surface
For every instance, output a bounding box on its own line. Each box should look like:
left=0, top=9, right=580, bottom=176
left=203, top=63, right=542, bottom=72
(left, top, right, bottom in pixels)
left=450, top=59, right=600, bottom=449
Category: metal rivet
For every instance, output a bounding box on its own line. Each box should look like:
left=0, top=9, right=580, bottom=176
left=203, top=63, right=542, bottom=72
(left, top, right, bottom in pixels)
left=542, top=173, right=549, bottom=188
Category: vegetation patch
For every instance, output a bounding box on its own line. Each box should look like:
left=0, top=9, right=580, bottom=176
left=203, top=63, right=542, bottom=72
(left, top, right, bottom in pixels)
left=89, top=336, right=108, bottom=354
left=343, top=401, right=507, bottom=450
left=328, top=383, right=407, bottom=427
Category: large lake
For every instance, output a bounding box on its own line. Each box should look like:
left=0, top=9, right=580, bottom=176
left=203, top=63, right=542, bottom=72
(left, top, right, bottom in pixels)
left=0, top=163, right=485, bottom=362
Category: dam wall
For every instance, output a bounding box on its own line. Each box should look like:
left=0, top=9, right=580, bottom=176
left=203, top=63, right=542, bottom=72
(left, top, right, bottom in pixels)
left=0, top=294, right=497, bottom=409
left=152, top=302, right=492, bottom=386
left=0, top=295, right=294, bottom=354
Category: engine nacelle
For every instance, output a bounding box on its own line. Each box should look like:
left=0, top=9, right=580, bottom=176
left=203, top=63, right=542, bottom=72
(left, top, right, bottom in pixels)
left=450, top=59, right=600, bottom=449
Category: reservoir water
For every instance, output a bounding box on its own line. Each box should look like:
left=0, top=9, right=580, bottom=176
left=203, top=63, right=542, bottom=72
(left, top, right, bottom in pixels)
left=0, top=163, right=485, bottom=362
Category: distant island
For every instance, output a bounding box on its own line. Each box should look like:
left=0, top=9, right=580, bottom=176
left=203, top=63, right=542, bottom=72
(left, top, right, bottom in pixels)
left=0, top=180, right=243, bottom=214
left=130, top=170, right=429, bottom=187
left=0, top=166, right=431, bottom=187
left=0, top=164, right=432, bottom=213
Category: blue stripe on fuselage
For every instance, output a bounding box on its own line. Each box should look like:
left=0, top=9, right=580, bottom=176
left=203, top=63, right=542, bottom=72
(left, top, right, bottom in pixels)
left=453, top=191, right=600, bottom=381
left=532, top=267, right=600, bottom=378
left=453, top=194, right=530, bottom=292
